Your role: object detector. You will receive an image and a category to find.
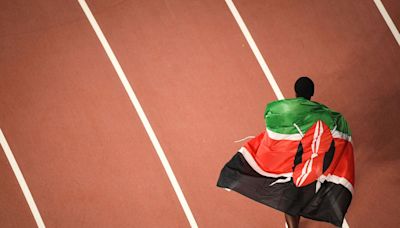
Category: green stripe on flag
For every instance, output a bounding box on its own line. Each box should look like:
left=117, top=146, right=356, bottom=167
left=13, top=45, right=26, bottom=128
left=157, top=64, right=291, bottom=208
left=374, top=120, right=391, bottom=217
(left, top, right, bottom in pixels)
left=264, top=98, right=351, bottom=135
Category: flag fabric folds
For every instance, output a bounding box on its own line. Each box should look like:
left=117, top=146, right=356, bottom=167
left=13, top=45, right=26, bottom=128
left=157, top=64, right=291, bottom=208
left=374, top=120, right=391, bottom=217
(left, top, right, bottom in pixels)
left=217, top=98, right=355, bottom=227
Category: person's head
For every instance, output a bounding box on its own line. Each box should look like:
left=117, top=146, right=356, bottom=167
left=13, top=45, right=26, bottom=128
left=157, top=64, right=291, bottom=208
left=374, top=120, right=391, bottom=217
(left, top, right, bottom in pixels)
left=295, top=76, right=314, bottom=100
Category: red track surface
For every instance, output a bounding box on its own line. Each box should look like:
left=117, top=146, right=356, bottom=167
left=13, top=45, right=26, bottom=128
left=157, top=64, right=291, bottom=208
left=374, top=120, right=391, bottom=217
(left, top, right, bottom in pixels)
left=0, top=1, right=399, bottom=227
left=383, top=0, right=400, bottom=28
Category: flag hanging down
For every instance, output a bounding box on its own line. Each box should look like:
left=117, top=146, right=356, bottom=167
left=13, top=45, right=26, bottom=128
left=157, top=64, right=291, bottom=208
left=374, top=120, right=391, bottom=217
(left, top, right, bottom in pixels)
left=217, top=98, right=355, bottom=227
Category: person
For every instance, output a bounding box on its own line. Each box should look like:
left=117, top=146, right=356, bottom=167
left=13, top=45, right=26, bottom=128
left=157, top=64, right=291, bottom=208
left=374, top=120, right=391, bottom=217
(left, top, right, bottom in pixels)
left=217, top=77, right=354, bottom=228
left=284, top=77, right=313, bottom=227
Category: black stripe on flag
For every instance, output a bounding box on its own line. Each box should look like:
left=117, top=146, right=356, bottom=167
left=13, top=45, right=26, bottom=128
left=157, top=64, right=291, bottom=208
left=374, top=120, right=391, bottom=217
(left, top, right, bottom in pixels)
left=217, top=152, right=352, bottom=227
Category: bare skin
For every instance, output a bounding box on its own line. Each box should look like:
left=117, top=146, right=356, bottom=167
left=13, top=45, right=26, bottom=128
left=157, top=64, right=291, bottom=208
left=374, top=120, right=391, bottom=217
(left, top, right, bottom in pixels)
left=285, top=213, right=300, bottom=228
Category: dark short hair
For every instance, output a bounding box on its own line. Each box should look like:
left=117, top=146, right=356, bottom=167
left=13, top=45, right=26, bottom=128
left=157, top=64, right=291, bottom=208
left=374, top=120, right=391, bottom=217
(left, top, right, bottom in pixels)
left=295, top=76, right=314, bottom=99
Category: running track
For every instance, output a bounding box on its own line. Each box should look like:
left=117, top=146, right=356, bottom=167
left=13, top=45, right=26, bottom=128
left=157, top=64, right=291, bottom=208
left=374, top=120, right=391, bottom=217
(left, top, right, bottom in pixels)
left=0, top=0, right=399, bottom=227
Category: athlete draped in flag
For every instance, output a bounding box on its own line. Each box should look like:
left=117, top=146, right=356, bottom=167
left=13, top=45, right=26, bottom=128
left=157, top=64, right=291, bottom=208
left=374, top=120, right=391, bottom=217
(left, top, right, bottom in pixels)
left=217, top=77, right=354, bottom=228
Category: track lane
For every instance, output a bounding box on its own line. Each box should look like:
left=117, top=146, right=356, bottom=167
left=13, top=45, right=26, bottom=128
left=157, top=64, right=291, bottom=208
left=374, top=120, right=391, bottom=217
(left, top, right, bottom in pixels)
left=86, top=0, right=285, bottom=227
left=0, top=145, right=37, bottom=228
left=381, top=0, right=400, bottom=30
left=0, top=0, right=188, bottom=227
left=233, top=0, right=400, bottom=227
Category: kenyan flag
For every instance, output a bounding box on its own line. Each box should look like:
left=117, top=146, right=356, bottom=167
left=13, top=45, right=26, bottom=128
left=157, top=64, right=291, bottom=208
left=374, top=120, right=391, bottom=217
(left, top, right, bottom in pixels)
left=217, top=98, right=355, bottom=227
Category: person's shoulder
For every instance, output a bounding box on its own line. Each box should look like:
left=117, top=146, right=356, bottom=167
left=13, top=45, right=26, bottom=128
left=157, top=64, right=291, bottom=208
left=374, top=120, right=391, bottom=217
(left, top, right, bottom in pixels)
left=266, top=97, right=312, bottom=110
left=266, top=98, right=298, bottom=107
left=265, top=98, right=305, bottom=116
left=265, top=98, right=289, bottom=113
left=266, top=98, right=343, bottom=116
left=310, top=101, right=348, bottom=128
left=310, top=100, right=343, bottom=115
left=308, top=100, right=330, bottom=110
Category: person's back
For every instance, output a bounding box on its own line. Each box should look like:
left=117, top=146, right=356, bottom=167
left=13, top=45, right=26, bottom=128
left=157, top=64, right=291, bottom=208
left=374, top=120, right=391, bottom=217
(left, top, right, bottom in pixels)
left=217, top=76, right=355, bottom=228
left=268, top=77, right=353, bottom=227
left=256, top=97, right=345, bottom=174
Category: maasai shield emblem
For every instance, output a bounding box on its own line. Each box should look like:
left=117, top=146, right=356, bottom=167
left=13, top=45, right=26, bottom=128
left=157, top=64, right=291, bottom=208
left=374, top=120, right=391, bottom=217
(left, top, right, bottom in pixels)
left=292, top=120, right=335, bottom=187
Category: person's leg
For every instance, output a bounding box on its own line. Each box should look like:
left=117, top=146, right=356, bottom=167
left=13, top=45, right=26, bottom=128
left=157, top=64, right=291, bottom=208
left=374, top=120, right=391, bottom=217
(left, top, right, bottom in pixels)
left=285, top=213, right=300, bottom=228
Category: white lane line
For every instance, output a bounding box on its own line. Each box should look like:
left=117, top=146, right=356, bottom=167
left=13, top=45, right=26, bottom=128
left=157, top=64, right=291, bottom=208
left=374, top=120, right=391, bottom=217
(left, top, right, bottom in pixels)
left=225, top=1, right=350, bottom=227
left=76, top=1, right=198, bottom=227
left=0, top=129, right=45, bottom=228
left=225, top=0, right=284, bottom=100
left=374, top=0, right=400, bottom=46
